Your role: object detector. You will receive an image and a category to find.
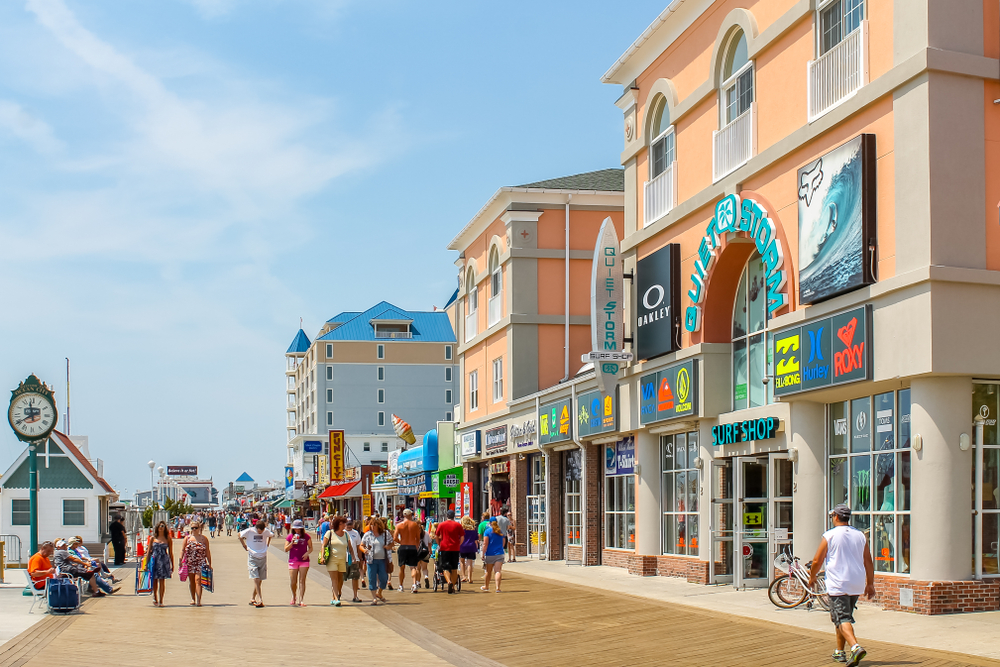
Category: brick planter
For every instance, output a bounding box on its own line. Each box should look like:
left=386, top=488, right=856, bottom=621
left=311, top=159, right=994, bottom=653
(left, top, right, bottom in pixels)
left=872, top=575, right=1000, bottom=614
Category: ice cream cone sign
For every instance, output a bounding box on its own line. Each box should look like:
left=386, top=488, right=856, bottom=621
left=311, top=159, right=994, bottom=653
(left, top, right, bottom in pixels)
left=391, top=414, right=416, bottom=445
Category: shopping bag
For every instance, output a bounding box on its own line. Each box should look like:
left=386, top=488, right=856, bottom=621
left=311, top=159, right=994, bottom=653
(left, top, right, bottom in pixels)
left=136, top=555, right=153, bottom=595
left=200, top=565, right=214, bottom=593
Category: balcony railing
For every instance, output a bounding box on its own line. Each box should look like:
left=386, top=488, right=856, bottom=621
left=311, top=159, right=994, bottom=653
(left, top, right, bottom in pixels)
left=375, top=331, right=412, bottom=339
left=808, top=22, right=868, bottom=122
left=465, top=310, right=478, bottom=342
left=643, top=161, right=677, bottom=228
left=713, top=104, right=755, bottom=182
left=488, top=294, right=502, bottom=327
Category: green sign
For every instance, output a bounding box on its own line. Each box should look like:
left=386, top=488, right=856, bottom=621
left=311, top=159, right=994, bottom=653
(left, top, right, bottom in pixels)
left=576, top=389, right=617, bottom=438
left=639, top=360, right=697, bottom=425
left=434, top=466, right=462, bottom=499
left=539, top=397, right=572, bottom=445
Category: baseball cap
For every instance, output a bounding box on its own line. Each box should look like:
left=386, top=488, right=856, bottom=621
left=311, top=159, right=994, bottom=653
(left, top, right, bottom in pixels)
left=291, top=519, right=304, bottom=529
left=829, top=503, right=852, bottom=520
left=55, top=539, right=67, bottom=547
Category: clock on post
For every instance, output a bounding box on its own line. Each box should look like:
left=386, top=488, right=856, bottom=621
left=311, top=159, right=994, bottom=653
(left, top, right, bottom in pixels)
left=8, top=374, right=59, bottom=553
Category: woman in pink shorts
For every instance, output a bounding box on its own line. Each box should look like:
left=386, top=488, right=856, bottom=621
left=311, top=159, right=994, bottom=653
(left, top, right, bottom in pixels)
left=284, top=519, right=313, bottom=606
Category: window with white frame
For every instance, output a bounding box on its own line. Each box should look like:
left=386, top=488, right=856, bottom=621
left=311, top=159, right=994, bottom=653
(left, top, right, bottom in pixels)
left=732, top=252, right=773, bottom=410
left=605, top=475, right=635, bottom=550
left=661, top=432, right=700, bottom=555
left=378, top=389, right=385, bottom=403
left=469, top=371, right=479, bottom=411
left=327, top=411, right=333, bottom=426
left=377, top=366, right=384, bottom=381
left=819, top=0, right=864, bottom=55
left=326, top=388, right=333, bottom=402
left=492, top=358, right=503, bottom=403
left=973, top=383, right=1000, bottom=577
left=466, top=269, right=478, bottom=342
left=377, top=344, right=384, bottom=360
left=378, top=411, right=385, bottom=426
left=12, top=498, right=29, bottom=525
left=445, top=345, right=453, bottom=360
left=63, top=499, right=85, bottom=526
left=565, top=449, right=582, bottom=546
left=721, top=29, right=753, bottom=126
left=488, top=247, right=502, bottom=327
left=446, top=390, right=452, bottom=404
left=649, top=96, right=675, bottom=180
left=445, top=411, right=453, bottom=421
left=381, top=442, right=388, bottom=452
left=445, top=367, right=452, bottom=382
left=326, top=343, right=333, bottom=358
left=326, top=366, right=332, bottom=380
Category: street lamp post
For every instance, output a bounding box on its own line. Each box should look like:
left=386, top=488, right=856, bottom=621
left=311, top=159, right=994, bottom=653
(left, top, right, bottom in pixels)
left=147, top=460, right=155, bottom=507
left=158, top=466, right=165, bottom=505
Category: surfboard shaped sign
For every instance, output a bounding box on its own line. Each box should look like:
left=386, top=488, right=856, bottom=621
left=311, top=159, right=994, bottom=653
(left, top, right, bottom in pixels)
left=589, top=217, right=624, bottom=396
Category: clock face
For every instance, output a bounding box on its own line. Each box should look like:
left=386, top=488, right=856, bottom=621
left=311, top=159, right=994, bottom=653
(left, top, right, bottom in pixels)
left=9, top=393, right=56, bottom=439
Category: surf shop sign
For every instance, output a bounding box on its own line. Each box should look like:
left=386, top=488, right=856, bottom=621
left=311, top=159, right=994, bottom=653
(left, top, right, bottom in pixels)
left=685, top=194, right=787, bottom=332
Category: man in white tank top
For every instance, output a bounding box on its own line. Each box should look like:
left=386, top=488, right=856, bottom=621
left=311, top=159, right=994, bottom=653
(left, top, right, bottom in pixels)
left=809, top=504, right=875, bottom=666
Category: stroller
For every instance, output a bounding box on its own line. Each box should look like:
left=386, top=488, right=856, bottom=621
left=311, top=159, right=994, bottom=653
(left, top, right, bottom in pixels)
left=432, top=549, right=462, bottom=593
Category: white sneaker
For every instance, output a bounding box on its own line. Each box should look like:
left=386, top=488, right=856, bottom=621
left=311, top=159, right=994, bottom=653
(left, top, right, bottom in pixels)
left=397, top=585, right=403, bottom=592
left=411, top=583, right=418, bottom=593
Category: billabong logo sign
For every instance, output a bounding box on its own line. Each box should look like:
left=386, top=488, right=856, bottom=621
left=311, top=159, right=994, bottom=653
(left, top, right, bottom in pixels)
left=774, top=306, right=869, bottom=396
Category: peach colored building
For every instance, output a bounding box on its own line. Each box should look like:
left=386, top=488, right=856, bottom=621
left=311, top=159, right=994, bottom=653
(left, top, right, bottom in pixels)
left=575, top=0, right=1000, bottom=614
left=448, top=170, right=624, bottom=558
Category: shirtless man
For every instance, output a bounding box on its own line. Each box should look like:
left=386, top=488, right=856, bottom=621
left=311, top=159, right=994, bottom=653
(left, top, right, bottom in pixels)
left=392, top=509, right=422, bottom=593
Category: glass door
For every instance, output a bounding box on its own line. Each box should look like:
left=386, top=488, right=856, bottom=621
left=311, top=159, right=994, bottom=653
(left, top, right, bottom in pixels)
left=527, top=495, right=546, bottom=557
left=771, top=455, right=794, bottom=557
left=710, top=459, right=734, bottom=584
left=735, top=456, right=769, bottom=588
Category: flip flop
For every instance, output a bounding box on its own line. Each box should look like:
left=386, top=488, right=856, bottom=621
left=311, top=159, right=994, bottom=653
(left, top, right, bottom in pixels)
left=255, top=603, right=265, bottom=608
left=480, top=586, right=489, bottom=592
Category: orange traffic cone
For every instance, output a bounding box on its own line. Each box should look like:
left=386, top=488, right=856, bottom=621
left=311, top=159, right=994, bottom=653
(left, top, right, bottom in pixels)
left=137, top=540, right=145, bottom=558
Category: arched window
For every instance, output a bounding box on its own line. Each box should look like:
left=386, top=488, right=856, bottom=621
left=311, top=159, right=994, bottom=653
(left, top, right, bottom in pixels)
left=465, top=267, right=478, bottom=341
left=649, top=95, right=675, bottom=181
left=488, top=247, right=502, bottom=327
left=721, top=29, right=753, bottom=127
left=731, top=252, right=772, bottom=410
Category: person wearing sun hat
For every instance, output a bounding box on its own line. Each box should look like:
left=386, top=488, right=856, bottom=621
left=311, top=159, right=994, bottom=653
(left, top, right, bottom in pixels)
left=69, top=536, right=119, bottom=582
left=53, top=539, right=112, bottom=596
left=809, top=504, right=875, bottom=666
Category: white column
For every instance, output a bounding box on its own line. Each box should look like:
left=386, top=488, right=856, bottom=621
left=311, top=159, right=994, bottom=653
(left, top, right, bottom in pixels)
left=635, top=430, right=661, bottom=556
left=911, top=376, right=973, bottom=580
left=790, top=401, right=827, bottom=558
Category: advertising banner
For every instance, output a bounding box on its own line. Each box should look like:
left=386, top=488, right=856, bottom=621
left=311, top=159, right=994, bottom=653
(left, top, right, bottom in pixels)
left=458, top=482, right=473, bottom=517
left=576, top=389, right=617, bottom=438
left=773, top=305, right=870, bottom=397
left=604, top=436, right=634, bottom=476
left=388, top=449, right=400, bottom=476
left=317, top=455, right=329, bottom=486
left=484, top=425, right=508, bottom=458
left=166, top=466, right=197, bottom=476
left=539, top=397, right=572, bottom=445
left=284, top=465, right=294, bottom=500
left=636, top=243, right=680, bottom=361
left=639, top=360, right=697, bottom=425
left=798, top=134, right=877, bottom=305
left=588, top=217, right=626, bottom=395
left=329, top=429, right=345, bottom=482
left=362, top=494, right=372, bottom=517
left=460, top=431, right=481, bottom=458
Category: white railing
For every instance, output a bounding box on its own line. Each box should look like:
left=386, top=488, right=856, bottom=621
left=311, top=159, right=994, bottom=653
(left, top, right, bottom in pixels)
left=465, top=311, right=478, bottom=342
left=488, top=294, right=502, bottom=327
left=643, top=161, right=677, bottom=228
left=375, top=331, right=412, bottom=339
left=713, top=104, right=755, bottom=182
left=808, top=22, right=868, bottom=122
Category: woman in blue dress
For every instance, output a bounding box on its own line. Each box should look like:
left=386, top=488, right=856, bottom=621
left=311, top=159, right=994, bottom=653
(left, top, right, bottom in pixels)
left=149, top=521, right=174, bottom=607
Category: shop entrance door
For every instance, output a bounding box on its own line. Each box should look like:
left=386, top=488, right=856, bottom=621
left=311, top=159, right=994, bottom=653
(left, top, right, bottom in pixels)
left=734, top=456, right=769, bottom=588
left=527, top=495, right=546, bottom=558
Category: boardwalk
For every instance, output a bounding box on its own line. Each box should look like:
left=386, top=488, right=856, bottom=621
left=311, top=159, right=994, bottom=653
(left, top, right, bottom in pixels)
left=1, top=534, right=997, bottom=667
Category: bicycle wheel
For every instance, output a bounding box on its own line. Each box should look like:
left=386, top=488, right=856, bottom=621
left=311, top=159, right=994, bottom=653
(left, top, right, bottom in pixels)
left=812, top=574, right=831, bottom=610
left=768, top=575, right=808, bottom=608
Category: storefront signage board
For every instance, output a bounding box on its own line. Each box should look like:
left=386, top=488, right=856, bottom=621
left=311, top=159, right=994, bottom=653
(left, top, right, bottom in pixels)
left=685, top=194, right=788, bottom=332
left=435, top=466, right=462, bottom=499
left=397, top=472, right=432, bottom=496
left=510, top=419, right=537, bottom=451
left=539, top=397, right=573, bottom=445
left=773, top=305, right=871, bottom=396
left=484, top=425, right=509, bottom=457
left=303, top=441, right=322, bottom=454
left=636, top=243, right=680, bottom=361
left=576, top=389, right=617, bottom=438
left=797, top=134, right=877, bottom=305
left=639, top=359, right=697, bottom=425
left=388, top=449, right=400, bottom=476
left=317, top=455, right=329, bottom=486
left=329, top=429, right=345, bottom=482
left=589, top=218, right=625, bottom=395
left=167, top=466, right=198, bottom=476
left=711, top=418, right=781, bottom=446
left=460, top=431, right=481, bottom=457
left=604, top=436, right=635, bottom=476
left=345, top=466, right=360, bottom=482
left=362, top=494, right=372, bottom=517
left=489, top=460, right=510, bottom=475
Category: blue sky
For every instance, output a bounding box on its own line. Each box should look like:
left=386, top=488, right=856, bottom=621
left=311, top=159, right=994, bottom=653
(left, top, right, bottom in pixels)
left=0, top=0, right=665, bottom=496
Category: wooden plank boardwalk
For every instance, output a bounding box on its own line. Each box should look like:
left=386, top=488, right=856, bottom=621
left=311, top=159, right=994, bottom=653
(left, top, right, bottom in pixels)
left=1, top=534, right=997, bottom=667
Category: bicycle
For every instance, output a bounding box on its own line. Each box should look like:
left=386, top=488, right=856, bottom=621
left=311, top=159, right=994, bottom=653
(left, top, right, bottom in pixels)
left=768, top=550, right=830, bottom=610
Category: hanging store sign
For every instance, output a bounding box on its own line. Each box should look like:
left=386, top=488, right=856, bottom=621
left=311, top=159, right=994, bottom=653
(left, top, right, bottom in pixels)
left=798, top=134, right=877, bottom=305
left=344, top=466, right=360, bottom=482
left=712, top=417, right=781, bottom=446
left=329, top=429, right=345, bottom=481
left=639, top=359, right=697, bottom=425
left=604, top=436, right=635, bottom=476
left=388, top=449, right=400, bottom=476
left=587, top=218, right=629, bottom=395
left=489, top=460, right=510, bottom=475
left=685, top=194, right=787, bottom=332
left=284, top=465, right=294, bottom=500
left=484, top=425, right=509, bottom=457
left=636, top=243, right=680, bottom=360
left=539, top=397, right=572, bottom=445
left=576, top=389, right=617, bottom=438
left=773, top=305, right=871, bottom=396
left=317, top=455, right=330, bottom=486
left=510, top=419, right=537, bottom=450
left=460, top=430, right=481, bottom=457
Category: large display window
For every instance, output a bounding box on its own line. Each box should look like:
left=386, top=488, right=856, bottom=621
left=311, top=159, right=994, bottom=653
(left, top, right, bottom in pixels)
left=972, top=383, right=1000, bottom=577
left=661, top=432, right=699, bottom=555
left=732, top=253, right=774, bottom=410
left=605, top=475, right=635, bottom=550
left=828, top=389, right=911, bottom=574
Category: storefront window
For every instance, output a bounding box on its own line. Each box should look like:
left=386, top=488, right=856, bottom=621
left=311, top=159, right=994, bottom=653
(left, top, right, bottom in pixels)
left=828, top=389, right=911, bottom=574
left=605, top=475, right=635, bottom=550
left=972, top=383, right=1000, bottom=576
left=565, top=449, right=582, bottom=546
left=662, top=432, right=699, bottom=556
left=732, top=253, right=773, bottom=411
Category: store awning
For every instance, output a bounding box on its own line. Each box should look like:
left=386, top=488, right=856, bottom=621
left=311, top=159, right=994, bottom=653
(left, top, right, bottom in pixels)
left=273, top=499, right=293, bottom=509
left=317, top=481, right=361, bottom=499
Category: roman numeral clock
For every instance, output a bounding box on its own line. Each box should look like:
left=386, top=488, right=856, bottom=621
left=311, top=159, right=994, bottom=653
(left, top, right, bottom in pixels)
left=8, top=374, right=58, bottom=443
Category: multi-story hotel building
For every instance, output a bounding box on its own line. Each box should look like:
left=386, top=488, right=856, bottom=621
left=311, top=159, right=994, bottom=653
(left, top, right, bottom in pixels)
left=559, top=0, right=1000, bottom=614
left=449, top=169, right=624, bottom=559
left=284, top=301, right=458, bottom=510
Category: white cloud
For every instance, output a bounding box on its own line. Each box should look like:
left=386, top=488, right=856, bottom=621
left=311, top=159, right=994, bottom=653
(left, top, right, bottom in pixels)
left=0, top=99, right=62, bottom=153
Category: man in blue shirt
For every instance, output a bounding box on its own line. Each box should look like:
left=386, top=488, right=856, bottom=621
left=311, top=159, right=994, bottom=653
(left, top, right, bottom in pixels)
left=317, top=514, right=331, bottom=541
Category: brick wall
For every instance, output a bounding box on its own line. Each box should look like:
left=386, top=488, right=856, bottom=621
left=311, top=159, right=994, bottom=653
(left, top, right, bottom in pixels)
left=545, top=451, right=564, bottom=560
left=603, top=548, right=631, bottom=570
left=510, top=455, right=528, bottom=557
left=870, top=575, right=1000, bottom=615
left=656, top=555, right=710, bottom=584
left=584, top=443, right=602, bottom=565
